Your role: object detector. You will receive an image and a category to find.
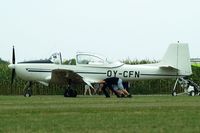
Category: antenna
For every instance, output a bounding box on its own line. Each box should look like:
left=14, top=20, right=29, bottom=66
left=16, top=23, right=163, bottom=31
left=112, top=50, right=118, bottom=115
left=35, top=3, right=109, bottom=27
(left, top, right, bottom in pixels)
left=59, top=52, right=62, bottom=64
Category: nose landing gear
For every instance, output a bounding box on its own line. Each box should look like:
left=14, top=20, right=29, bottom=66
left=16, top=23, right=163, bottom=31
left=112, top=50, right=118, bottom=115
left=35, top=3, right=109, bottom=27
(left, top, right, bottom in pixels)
left=24, top=81, right=32, bottom=97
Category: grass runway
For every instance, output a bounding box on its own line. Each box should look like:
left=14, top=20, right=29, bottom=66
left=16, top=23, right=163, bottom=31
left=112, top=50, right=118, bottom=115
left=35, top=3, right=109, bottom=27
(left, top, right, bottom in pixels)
left=0, top=95, right=200, bottom=133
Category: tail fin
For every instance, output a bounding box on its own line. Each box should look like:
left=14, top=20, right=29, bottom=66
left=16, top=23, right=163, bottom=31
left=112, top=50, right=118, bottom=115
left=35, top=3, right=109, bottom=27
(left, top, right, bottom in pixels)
left=160, top=43, right=192, bottom=76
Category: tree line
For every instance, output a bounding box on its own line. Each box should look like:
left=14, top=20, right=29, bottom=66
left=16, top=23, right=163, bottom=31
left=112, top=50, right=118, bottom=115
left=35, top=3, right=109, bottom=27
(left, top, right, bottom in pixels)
left=0, top=58, right=199, bottom=95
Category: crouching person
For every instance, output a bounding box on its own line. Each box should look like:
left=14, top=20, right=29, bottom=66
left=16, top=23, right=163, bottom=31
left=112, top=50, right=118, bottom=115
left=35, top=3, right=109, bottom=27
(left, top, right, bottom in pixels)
left=112, top=78, right=132, bottom=98
left=100, top=77, right=132, bottom=98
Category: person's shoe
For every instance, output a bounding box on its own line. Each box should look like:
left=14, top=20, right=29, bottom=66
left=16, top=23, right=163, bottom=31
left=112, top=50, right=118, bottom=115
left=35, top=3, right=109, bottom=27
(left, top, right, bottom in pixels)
left=121, top=94, right=125, bottom=98
left=127, top=94, right=132, bottom=98
left=116, top=95, right=121, bottom=98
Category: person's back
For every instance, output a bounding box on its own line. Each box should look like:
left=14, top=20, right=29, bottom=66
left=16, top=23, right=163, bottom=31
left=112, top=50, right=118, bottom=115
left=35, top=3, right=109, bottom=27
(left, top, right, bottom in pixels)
left=104, top=77, right=119, bottom=85
left=101, top=77, right=120, bottom=97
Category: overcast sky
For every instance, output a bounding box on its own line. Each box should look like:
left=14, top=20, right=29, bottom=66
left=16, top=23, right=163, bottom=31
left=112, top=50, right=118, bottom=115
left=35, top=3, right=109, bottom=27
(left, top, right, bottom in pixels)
left=0, top=0, right=200, bottom=62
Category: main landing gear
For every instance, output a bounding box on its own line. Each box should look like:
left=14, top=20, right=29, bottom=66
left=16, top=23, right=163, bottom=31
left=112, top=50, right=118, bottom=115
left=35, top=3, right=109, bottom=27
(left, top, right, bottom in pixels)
left=64, top=88, right=77, bottom=97
left=24, top=81, right=32, bottom=97
left=172, top=77, right=200, bottom=96
left=64, top=80, right=77, bottom=97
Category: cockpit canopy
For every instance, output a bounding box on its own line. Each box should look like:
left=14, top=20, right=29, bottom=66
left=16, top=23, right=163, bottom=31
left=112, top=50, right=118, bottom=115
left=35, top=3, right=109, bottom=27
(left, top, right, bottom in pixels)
left=76, top=52, right=123, bottom=68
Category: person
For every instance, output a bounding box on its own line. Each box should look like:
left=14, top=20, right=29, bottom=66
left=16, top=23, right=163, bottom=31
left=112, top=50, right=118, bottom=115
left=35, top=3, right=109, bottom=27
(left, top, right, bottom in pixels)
left=101, top=77, right=132, bottom=98
left=123, top=81, right=131, bottom=93
left=84, top=84, right=92, bottom=96
left=92, top=83, right=99, bottom=95
left=112, top=79, right=132, bottom=98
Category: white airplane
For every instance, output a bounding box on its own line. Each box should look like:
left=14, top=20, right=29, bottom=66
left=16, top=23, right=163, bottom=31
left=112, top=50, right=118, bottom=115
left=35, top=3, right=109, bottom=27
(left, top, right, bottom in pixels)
left=8, top=43, right=193, bottom=97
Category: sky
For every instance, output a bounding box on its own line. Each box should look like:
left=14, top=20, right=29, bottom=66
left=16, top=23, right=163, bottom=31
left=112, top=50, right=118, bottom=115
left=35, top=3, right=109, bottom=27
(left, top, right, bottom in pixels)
left=0, top=0, right=200, bottom=62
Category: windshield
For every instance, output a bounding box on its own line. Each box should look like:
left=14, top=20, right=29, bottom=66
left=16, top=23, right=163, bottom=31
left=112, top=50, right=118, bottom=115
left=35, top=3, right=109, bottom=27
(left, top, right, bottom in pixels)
left=76, top=52, right=124, bottom=67
left=77, top=54, right=105, bottom=65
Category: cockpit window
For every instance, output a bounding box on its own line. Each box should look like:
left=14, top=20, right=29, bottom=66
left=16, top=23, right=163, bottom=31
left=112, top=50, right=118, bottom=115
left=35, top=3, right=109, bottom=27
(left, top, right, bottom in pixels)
left=76, top=52, right=124, bottom=67
left=77, top=54, right=104, bottom=65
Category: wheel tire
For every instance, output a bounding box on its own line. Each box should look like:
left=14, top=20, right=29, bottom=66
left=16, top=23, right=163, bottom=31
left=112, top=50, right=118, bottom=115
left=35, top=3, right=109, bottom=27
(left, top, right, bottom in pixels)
left=24, top=89, right=32, bottom=97
left=69, top=90, right=77, bottom=97
left=64, top=89, right=77, bottom=97
left=172, top=91, right=177, bottom=96
left=24, top=92, right=31, bottom=97
left=190, top=91, right=195, bottom=96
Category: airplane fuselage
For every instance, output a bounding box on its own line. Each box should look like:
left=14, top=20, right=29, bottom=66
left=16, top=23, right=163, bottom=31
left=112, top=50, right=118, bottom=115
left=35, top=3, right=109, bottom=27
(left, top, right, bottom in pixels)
left=14, top=63, right=179, bottom=85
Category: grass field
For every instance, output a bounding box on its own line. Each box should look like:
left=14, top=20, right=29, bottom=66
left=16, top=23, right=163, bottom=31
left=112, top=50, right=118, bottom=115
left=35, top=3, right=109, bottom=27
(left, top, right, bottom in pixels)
left=0, top=95, right=200, bottom=133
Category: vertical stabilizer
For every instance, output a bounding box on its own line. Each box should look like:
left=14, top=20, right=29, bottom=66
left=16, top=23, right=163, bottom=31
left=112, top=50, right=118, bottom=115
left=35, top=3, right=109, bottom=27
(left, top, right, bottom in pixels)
left=160, top=43, right=192, bottom=76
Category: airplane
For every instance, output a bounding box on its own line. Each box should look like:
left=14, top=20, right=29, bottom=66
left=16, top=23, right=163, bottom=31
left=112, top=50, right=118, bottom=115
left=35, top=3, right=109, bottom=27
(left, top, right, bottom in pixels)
left=8, top=43, right=194, bottom=97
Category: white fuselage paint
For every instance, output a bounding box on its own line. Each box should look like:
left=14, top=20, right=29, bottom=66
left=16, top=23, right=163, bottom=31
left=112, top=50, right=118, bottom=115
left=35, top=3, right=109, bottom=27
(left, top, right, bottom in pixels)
left=14, top=63, right=180, bottom=84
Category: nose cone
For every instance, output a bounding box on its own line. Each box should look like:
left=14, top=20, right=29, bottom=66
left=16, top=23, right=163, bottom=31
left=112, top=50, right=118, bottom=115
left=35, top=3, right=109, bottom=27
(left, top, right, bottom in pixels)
left=8, top=64, right=15, bottom=69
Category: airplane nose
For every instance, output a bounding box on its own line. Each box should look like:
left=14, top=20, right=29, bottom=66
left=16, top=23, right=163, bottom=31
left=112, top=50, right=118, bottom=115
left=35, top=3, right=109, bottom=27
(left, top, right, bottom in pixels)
left=8, top=64, right=15, bottom=69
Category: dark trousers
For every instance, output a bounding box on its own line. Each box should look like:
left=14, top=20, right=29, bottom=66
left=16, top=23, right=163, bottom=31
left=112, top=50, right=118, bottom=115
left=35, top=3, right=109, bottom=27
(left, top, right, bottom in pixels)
left=101, top=83, right=119, bottom=97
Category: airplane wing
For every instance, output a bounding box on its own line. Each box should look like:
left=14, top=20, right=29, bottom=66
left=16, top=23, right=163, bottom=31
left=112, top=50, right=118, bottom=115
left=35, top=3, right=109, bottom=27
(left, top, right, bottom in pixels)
left=50, top=69, right=84, bottom=85
left=49, top=69, right=96, bottom=88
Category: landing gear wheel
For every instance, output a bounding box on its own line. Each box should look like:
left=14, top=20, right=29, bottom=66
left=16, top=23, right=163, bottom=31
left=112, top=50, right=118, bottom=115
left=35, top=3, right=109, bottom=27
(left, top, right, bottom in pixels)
left=64, top=89, right=77, bottom=97
left=172, top=91, right=177, bottom=96
left=24, top=93, right=31, bottom=97
left=23, top=82, right=32, bottom=97
left=24, top=88, right=32, bottom=97
left=189, top=91, right=195, bottom=96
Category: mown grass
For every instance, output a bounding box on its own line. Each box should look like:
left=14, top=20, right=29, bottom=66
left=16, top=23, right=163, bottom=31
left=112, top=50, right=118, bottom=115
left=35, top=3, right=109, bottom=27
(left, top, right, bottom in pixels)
left=0, top=95, right=200, bottom=133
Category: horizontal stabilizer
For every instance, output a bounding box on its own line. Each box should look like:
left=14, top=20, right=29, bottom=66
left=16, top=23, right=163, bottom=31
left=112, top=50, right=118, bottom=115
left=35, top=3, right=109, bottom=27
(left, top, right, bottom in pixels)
left=159, top=65, right=179, bottom=70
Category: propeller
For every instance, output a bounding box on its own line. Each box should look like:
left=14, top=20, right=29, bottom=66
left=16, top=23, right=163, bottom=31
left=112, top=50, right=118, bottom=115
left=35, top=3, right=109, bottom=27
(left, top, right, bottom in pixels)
left=11, top=46, right=16, bottom=86
left=12, top=46, right=15, bottom=64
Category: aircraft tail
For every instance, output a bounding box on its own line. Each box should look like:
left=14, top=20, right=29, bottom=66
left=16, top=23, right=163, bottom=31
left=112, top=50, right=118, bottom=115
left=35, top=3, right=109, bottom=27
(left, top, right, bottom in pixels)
left=159, top=43, right=192, bottom=76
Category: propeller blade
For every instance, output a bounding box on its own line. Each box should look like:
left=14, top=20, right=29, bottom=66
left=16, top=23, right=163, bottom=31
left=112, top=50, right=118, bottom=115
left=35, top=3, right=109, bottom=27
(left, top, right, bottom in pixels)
left=11, top=46, right=16, bottom=94
left=12, top=46, right=15, bottom=64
